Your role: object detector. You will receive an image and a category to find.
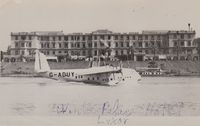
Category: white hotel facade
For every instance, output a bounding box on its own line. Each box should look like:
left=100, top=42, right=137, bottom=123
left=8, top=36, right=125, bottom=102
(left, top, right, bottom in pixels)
left=5, top=29, right=197, bottom=62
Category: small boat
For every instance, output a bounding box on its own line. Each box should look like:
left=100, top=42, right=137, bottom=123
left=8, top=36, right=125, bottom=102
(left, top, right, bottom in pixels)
left=135, top=61, right=166, bottom=76
left=136, top=67, right=165, bottom=76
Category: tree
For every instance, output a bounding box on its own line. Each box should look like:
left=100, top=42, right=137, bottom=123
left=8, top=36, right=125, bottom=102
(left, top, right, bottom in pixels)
left=127, top=45, right=135, bottom=61
left=149, top=41, right=158, bottom=60
left=193, top=38, right=200, bottom=60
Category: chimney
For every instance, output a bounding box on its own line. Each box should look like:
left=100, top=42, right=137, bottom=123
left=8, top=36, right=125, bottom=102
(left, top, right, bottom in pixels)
left=188, top=23, right=191, bottom=31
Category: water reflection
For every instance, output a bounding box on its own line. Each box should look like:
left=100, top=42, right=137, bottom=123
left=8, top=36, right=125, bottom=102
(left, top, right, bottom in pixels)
left=0, top=76, right=200, bottom=116
left=11, top=103, right=36, bottom=115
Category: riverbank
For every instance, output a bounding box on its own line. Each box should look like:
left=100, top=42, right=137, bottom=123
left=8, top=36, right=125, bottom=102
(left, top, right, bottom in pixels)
left=1, top=61, right=200, bottom=77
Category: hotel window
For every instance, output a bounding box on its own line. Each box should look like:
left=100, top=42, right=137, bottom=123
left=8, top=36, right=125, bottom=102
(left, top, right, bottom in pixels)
left=139, top=50, right=142, bottom=53
left=187, top=41, right=191, bottom=46
left=77, top=36, right=80, bottom=41
left=29, top=43, right=32, bottom=47
left=132, top=42, right=135, bottom=46
left=151, top=41, right=154, bottom=46
left=15, top=36, right=18, bottom=40
left=52, top=43, right=55, bottom=48
left=100, top=35, right=104, bottom=40
left=88, top=43, right=92, bottom=47
left=181, top=41, right=184, bottom=46
left=115, top=42, right=118, bottom=47
left=120, top=35, right=123, bottom=40
left=29, top=50, right=32, bottom=55
left=115, top=50, right=118, bottom=55
left=145, top=35, right=148, bottom=40
left=21, top=43, right=25, bottom=47
left=88, top=36, right=92, bottom=40
left=108, top=35, right=111, bottom=40
left=41, top=36, right=44, bottom=41
left=126, top=42, right=129, bottom=47
left=114, top=36, right=118, bottom=40
left=21, top=50, right=24, bottom=55
left=100, top=42, right=104, bottom=47
left=132, top=36, right=135, bottom=40
left=15, top=42, right=18, bottom=47
left=47, top=51, right=49, bottom=55
left=71, top=36, right=74, bottom=41
left=58, top=36, right=61, bottom=41
left=138, top=36, right=142, bottom=40
left=64, top=51, right=68, bottom=54
left=28, top=36, right=32, bottom=40
left=121, top=50, right=124, bottom=55
left=187, top=49, right=192, bottom=54
left=94, top=36, right=97, bottom=40
left=58, top=51, right=61, bottom=53
left=173, top=34, right=177, bottom=39
left=65, top=43, right=68, bottom=48
left=82, top=36, right=85, bottom=41
left=47, top=43, right=50, bottom=48
left=15, top=50, right=19, bottom=55
left=41, top=43, right=44, bottom=48
left=145, top=42, right=148, bottom=47
left=151, top=35, right=154, bottom=40
left=157, top=35, right=161, bottom=40
left=71, top=43, right=74, bottom=48
left=82, top=50, right=86, bottom=56
left=21, top=36, right=26, bottom=40
left=40, top=36, right=43, bottom=41
left=181, top=34, right=184, bottom=39
left=127, top=36, right=129, bottom=40
left=94, top=50, right=97, bottom=56
left=138, top=42, right=142, bottom=47
left=188, top=34, right=191, bottom=39
left=53, top=51, right=55, bottom=55
left=82, top=43, right=85, bottom=48
left=77, top=43, right=80, bottom=48
left=53, top=37, right=55, bottom=41
left=108, top=42, right=111, bottom=47
left=94, top=42, right=97, bottom=47
left=121, top=42, right=123, bottom=47
left=157, top=42, right=161, bottom=48
left=71, top=51, right=74, bottom=55
left=174, top=41, right=177, bottom=47
left=64, top=36, right=68, bottom=41
left=59, top=43, right=62, bottom=48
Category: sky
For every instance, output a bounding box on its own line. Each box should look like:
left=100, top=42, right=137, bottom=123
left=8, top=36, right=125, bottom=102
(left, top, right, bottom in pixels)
left=0, top=0, right=200, bottom=51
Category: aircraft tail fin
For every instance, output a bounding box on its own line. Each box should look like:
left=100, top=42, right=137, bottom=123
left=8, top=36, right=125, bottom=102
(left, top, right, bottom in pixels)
left=34, top=50, right=50, bottom=73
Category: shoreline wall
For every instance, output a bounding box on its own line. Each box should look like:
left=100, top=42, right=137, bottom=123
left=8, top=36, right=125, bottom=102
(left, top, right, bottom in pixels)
left=1, top=61, right=200, bottom=76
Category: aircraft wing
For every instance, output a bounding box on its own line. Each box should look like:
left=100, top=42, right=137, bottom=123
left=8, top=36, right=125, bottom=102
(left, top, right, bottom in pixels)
left=78, top=66, right=122, bottom=75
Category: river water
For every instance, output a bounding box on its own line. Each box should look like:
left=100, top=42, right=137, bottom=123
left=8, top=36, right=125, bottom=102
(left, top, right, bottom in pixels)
left=0, top=76, right=200, bottom=117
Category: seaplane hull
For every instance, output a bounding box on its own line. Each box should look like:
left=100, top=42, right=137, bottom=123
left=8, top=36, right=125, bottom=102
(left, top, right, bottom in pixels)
left=34, top=50, right=141, bottom=86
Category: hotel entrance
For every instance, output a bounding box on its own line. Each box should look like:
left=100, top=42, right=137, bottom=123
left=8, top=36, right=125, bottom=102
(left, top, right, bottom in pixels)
left=135, top=53, right=145, bottom=61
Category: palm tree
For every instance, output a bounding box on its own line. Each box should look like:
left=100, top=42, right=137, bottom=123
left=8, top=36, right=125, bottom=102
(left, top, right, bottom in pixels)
left=149, top=41, right=158, bottom=60
left=127, top=45, right=135, bottom=61
left=176, top=31, right=181, bottom=60
left=193, top=38, right=200, bottom=60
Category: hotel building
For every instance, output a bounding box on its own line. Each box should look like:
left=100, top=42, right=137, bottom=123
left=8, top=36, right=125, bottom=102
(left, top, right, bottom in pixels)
left=5, top=29, right=197, bottom=62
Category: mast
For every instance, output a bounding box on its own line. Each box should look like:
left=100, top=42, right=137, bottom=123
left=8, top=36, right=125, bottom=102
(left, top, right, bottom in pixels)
left=0, top=51, right=3, bottom=76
